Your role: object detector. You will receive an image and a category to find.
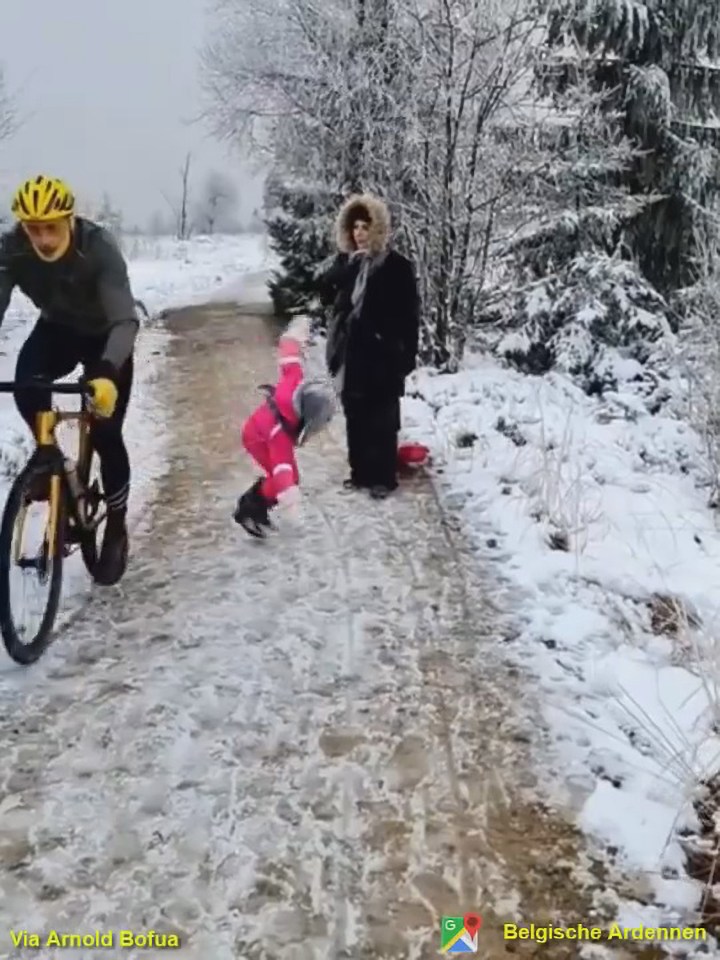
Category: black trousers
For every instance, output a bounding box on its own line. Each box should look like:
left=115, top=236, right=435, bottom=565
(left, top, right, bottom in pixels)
left=14, top=321, right=134, bottom=512
left=342, top=395, right=400, bottom=489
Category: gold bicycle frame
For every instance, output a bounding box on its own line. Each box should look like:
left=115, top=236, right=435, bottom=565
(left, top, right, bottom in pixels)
left=13, top=406, right=93, bottom=564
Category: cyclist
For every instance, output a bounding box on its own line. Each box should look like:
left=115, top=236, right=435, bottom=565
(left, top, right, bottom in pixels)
left=0, top=174, right=140, bottom=586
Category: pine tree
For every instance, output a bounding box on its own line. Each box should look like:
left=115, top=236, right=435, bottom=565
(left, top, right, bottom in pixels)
left=263, top=175, right=339, bottom=320
left=538, top=0, right=720, bottom=290
left=477, top=37, right=680, bottom=400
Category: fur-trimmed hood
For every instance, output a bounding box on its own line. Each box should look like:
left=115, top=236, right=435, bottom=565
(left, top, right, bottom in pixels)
left=335, top=193, right=390, bottom=255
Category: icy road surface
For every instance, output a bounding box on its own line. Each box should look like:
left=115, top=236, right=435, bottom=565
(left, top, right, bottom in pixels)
left=0, top=303, right=661, bottom=959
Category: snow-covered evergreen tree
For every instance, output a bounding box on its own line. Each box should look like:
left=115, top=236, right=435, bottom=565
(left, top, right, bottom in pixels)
left=487, top=253, right=676, bottom=408
left=537, top=0, right=720, bottom=290
left=470, top=60, right=678, bottom=400
left=493, top=71, right=646, bottom=277
left=264, top=174, right=339, bottom=319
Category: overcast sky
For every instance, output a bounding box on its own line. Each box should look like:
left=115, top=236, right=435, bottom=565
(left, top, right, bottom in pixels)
left=0, top=0, right=265, bottom=229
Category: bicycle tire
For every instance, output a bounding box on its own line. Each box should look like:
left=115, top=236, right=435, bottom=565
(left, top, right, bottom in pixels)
left=79, top=524, right=99, bottom=576
left=0, top=463, right=65, bottom=665
left=75, top=447, right=104, bottom=578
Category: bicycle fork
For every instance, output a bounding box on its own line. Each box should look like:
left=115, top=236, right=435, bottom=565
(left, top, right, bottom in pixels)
left=35, top=410, right=63, bottom=560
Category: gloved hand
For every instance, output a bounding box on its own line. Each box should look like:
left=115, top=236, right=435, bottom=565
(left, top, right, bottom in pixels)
left=84, top=363, right=118, bottom=418
left=275, top=485, right=302, bottom=525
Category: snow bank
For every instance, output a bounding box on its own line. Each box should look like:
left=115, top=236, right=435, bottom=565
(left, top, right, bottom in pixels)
left=0, top=232, right=271, bottom=680
left=404, top=353, right=720, bottom=950
left=122, top=232, right=272, bottom=311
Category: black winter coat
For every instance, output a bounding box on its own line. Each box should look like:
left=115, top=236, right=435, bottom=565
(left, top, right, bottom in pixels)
left=319, top=249, right=420, bottom=401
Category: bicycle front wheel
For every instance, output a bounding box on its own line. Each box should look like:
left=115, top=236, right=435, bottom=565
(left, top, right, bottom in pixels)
left=0, top=463, right=65, bottom=665
left=75, top=446, right=106, bottom=578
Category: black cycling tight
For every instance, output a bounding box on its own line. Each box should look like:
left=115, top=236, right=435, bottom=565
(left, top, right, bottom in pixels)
left=14, top=320, right=133, bottom=512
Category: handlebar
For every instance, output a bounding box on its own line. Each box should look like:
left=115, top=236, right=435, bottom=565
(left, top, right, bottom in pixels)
left=0, top=380, right=95, bottom=396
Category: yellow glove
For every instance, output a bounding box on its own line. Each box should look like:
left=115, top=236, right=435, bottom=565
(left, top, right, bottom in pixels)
left=87, top=377, right=118, bottom=418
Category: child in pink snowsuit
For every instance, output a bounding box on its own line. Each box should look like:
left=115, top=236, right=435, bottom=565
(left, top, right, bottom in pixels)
left=234, top=316, right=334, bottom=537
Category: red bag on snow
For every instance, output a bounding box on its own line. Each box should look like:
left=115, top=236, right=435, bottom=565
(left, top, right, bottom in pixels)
left=397, top=441, right=430, bottom=469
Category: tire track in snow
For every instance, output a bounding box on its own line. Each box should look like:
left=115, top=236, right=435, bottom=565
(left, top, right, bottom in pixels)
left=313, top=502, right=361, bottom=955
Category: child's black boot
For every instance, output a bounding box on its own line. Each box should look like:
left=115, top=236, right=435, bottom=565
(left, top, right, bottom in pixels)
left=233, top=479, right=275, bottom=537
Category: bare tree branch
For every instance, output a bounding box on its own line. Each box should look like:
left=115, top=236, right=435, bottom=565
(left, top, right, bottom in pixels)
left=199, top=0, right=637, bottom=368
left=159, top=153, right=194, bottom=240
left=179, top=153, right=192, bottom=240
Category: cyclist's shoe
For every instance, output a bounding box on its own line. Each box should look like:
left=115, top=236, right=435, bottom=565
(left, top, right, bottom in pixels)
left=93, top=509, right=129, bottom=585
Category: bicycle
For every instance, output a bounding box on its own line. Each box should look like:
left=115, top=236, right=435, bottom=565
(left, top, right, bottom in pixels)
left=0, top=378, right=110, bottom=665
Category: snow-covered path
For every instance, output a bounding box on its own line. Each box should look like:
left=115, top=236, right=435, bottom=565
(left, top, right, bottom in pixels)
left=0, top=304, right=657, bottom=959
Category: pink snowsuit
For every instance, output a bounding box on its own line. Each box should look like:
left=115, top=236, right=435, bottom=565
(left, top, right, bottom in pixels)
left=240, top=334, right=304, bottom=504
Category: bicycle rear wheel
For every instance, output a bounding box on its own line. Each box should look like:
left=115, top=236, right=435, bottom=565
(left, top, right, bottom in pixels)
left=0, top=463, right=65, bottom=665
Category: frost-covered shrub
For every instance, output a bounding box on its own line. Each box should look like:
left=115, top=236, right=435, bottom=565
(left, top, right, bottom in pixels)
left=491, top=254, right=676, bottom=405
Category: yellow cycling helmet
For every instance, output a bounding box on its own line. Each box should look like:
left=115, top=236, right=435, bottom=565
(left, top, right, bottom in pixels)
left=11, top=175, right=75, bottom=222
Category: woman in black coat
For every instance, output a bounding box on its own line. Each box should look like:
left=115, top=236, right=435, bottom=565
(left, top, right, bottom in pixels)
left=318, top=193, right=420, bottom=499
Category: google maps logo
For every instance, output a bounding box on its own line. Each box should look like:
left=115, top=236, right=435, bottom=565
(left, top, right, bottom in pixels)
left=440, top=914, right=482, bottom=952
